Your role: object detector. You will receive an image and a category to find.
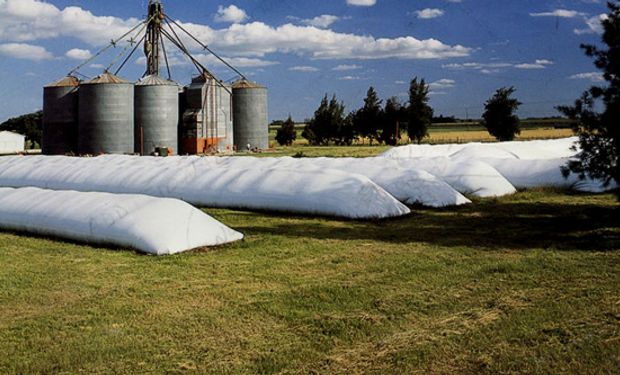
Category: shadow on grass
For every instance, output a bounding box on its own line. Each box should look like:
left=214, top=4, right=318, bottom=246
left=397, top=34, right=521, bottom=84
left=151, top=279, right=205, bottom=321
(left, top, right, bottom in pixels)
left=236, top=200, right=620, bottom=252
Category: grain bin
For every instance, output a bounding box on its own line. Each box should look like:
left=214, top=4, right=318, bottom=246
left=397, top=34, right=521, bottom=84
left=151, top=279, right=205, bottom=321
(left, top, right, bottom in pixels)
left=134, top=75, right=179, bottom=155
left=180, top=74, right=233, bottom=154
left=42, top=76, right=79, bottom=155
left=78, top=72, right=134, bottom=155
left=232, top=79, right=268, bottom=151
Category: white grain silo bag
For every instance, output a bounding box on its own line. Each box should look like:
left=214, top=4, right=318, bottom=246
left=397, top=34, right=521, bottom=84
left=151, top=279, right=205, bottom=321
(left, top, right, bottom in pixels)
left=0, top=156, right=409, bottom=219
left=395, top=157, right=517, bottom=198
left=380, top=143, right=468, bottom=159
left=0, top=187, right=243, bottom=255
left=179, top=166, right=411, bottom=219
left=482, top=158, right=617, bottom=193
left=206, top=156, right=470, bottom=207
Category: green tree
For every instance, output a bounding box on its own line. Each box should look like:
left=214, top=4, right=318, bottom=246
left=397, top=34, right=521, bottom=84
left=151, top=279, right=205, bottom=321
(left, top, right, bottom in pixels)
left=482, top=87, right=522, bottom=141
left=380, top=97, right=404, bottom=146
left=407, top=78, right=433, bottom=144
left=557, top=1, right=619, bottom=195
left=302, top=94, right=346, bottom=146
left=275, top=115, right=297, bottom=146
left=353, top=87, right=383, bottom=145
left=0, top=111, right=42, bottom=149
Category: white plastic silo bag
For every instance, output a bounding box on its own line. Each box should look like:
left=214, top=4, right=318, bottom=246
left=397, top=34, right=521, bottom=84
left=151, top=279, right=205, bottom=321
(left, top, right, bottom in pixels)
left=0, top=187, right=243, bottom=255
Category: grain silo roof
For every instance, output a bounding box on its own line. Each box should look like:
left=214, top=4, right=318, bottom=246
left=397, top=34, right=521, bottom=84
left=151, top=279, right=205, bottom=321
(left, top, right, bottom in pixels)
left=45, top=76, right=80, bottom=88
left=136, top=75, right=179, bottom=86
left=232, top=79, right=264, bottom=89
left=83, top=72, right=130, bottom=85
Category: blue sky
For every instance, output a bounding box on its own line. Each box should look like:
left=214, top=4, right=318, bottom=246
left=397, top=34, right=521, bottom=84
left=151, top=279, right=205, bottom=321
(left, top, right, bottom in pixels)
left=0, top=0, right=611, bottom=123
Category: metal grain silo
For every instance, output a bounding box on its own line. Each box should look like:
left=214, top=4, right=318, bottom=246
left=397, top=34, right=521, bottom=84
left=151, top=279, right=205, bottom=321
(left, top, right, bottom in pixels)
left=232, top=79, right=268, bottom=151
left=78, top=72, right=134, bottom=155
left=42, top=76, right=79, bottom=155
left=134, top=75, right=179, bottom=155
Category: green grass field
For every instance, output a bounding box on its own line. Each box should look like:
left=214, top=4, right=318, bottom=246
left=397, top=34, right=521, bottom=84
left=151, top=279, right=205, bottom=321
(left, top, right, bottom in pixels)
left=0, top=140, right=619, bottom=374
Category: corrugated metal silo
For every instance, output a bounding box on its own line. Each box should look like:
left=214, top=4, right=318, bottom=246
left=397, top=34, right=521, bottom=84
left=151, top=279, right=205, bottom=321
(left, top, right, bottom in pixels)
left=42, top=76, right=79, bottom=155
left=180, top=74, right=233, bottom=154
left=232, top=79, right=268, bottom=151
left=134, top=75, right=179, bottom=155
left=78, top=73, right=135, bottom=155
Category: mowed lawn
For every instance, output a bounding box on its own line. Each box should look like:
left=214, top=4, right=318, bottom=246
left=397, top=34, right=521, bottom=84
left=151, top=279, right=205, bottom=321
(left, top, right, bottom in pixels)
left=0, top=187, right=618, bottom=374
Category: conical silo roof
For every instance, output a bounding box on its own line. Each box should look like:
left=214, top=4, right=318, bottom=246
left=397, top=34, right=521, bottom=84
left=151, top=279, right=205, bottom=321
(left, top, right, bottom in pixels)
left=136, top=74, right=179, bottom=86
left=83, top=72, right=130, bottom=85
left=232, top=78, right=264, bottom=89
left=45, top=75, right=80, bottom=88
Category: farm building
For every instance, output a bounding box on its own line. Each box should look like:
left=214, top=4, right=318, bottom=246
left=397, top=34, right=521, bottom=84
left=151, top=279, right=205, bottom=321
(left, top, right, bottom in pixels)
left=0, top=131, right=25, bottom=154
left=42, top=0, right=268, bottom=156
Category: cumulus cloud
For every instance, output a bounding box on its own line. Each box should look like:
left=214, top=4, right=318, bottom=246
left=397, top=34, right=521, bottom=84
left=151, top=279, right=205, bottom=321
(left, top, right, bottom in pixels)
left=429, top=78, right=455, bottom=89
left=569, top=72, right=604, bottom=82
left=136, top=52, right=278, bottom=68
left=416, top=8, right=445, bottom=19
left=301, top=15, right=340, bottom=28
left=338, top=75, right=360, bottom=80
left=332, top=64, right=361, bottom=71
left=346, top=0, right=376, bottom=6
left=0, top=0, right=471, bottom=62
left=445, top=59, right=553, bottom=72
left=0, top=42, right=53, bottom=60
left=214, top=5, right=248, bottom=24
left=197, top=22, right=471, bottom=60
left=65, top=48, right=92, bottom=60
left=530, top=9, right=585, bottom=18
left=289, top=66, right=319, bottom=72
left=574, top=14, right=608, bottom=34
left=0, top=0, right=140, bottom=46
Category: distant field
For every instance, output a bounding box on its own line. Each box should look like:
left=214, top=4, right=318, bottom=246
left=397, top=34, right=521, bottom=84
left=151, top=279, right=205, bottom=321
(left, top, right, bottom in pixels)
left=265, top=125, right=574, bottom=156
left=0, top=188, right=618, bottom=374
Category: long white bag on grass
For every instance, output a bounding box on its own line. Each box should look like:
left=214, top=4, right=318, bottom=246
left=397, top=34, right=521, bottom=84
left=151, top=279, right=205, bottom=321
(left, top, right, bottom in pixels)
left=0, top=156, right=410, bottom=219
left=394, top=157, right=517, bottom=197
left=482, top=158, right=616, bottom=192
left=381, top=137, right=578, bottom=160
left=207, top=156, right=471, bottom=207
left=0, top=187, right=243, bottom=255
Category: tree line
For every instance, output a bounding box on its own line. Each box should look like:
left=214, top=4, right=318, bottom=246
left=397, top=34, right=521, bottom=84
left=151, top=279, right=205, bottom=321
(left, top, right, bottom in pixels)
left=275, top=78, right=525, bottom=147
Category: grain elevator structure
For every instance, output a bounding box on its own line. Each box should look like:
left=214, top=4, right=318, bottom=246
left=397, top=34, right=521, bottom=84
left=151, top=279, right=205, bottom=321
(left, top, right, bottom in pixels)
left=42, top=0, right=268, bottom=156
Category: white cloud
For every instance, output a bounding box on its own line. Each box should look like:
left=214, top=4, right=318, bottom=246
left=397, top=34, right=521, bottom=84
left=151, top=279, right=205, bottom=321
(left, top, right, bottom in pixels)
left=214, top=5, right=248, bottom=24
left=135, top=52, right=278, bottom=69
left=65, top=48, right=92, bottom=60
left=346, top=0, right=376, bottom=6
left=289, top=66, right=319, bottom=72
left=302, top=15, right=339, bottom=28
left=443, top=62, right=512, bottom=70
left=332, top=64, right=361, bottom=71
left=395, top=80, right=406, bottom=84
left=199, top=22, right=471, bottom=60
left=429, top=78, right=455, bottom=89
left=416, top=8, right=445, bottom=19
left=445, top=0, right=462, bottom=2
left=0, top=0, right=471, bottom=62
left=515, top=63, right=546, bottom=69
left=446, top=59, right=553, bottom=72
left=0, top=42, right=53, bottom=60
left=0, top=0, right=140, bottom=46
left=570, top=72, right=604, bottom=82
left=535, top=59, right=554, bottom=65
left=574, top=14, right=608, bottom=35
left=530, top=9, right=585, bottom=18
left=338, top=75, right=360, bottom=80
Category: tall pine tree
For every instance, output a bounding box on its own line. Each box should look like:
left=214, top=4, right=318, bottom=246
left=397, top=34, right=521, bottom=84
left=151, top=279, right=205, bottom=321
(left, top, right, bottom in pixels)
left=407, top=78, right=433, bottom=144
left=558, top=1, right=619, bottom=195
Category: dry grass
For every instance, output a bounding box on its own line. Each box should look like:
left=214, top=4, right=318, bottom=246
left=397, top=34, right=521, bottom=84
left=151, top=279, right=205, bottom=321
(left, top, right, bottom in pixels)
left=428, top=128, right=574, bottom=144
left=0, top=188, right=618, bottom=374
